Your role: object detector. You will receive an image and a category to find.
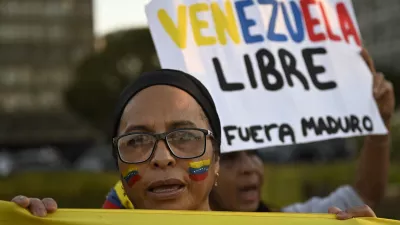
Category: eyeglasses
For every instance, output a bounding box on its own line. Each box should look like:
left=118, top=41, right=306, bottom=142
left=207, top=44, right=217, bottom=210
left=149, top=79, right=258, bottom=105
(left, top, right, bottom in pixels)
left=113, top=128, right=214, bottom=164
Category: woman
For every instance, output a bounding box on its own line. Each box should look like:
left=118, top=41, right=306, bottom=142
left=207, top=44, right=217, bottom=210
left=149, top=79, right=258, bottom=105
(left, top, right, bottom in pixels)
left=12, top=69, right=377, bottom=219
left=13, top=69, right=221, bottom=213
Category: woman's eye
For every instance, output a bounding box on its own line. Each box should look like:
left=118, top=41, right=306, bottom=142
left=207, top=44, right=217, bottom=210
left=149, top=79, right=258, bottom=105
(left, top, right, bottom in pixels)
left=182, top=134, right=201, bottom=141
left=127, top=139, right=138, bottom=146
left=128, top=136, right=148, bottom=145
left=179, top=134, right=194, bottom=140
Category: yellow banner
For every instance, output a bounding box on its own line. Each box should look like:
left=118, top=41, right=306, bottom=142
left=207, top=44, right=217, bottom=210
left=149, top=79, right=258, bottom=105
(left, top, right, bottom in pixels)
left=0, top=201, right=398, bottom=225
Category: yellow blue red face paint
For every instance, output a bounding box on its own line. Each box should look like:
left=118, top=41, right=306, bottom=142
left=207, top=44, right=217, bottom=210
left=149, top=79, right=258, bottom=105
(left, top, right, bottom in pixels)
left=122, top=167, right=141, bottom=187
left=188, top=159, right=210, bottom=181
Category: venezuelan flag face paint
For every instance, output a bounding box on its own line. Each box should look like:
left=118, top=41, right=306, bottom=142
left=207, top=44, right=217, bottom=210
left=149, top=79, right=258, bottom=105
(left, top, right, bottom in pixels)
left=188, top=159, right=210, bottom=181
left=123, top=167, right=142, bottom=187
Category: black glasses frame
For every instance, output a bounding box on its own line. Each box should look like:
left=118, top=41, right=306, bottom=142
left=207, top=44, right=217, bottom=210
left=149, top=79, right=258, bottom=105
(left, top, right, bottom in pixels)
left=113, top=128, right=214, bottom=164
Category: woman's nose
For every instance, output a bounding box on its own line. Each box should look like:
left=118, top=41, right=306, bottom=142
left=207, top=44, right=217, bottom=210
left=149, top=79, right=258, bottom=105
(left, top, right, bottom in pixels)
left=150, top=140, right=176, bottom=169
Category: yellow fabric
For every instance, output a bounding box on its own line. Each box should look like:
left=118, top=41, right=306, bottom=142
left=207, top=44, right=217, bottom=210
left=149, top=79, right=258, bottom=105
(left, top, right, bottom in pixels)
left=1, top=201, right=398, bottom=225
left=113, top=180, right=134, bottom=209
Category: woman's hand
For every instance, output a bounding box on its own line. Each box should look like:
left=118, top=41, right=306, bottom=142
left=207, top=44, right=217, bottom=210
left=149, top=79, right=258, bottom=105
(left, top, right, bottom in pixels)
left=11, top=195, right=58, bottom=217
left=328, top=205, right=376, bottom=220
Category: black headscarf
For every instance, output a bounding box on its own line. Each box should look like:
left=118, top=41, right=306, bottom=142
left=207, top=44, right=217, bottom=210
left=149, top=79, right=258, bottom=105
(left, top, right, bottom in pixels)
left=111, top=69, right=221, bottom=158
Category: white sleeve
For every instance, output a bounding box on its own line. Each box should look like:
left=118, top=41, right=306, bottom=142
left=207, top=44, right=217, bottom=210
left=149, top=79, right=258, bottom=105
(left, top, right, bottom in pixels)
left=281, top=185, right=365, bottom=213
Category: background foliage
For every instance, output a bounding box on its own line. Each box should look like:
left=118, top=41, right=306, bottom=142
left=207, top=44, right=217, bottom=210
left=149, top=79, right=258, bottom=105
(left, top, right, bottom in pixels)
left=1, top=162, right=399, bottom=218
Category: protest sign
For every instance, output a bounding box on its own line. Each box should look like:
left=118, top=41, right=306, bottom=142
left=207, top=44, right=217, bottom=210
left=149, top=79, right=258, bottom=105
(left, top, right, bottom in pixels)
left=1, top=201, right=399, bottom=225
left=145, top=0, right=387, bottom=152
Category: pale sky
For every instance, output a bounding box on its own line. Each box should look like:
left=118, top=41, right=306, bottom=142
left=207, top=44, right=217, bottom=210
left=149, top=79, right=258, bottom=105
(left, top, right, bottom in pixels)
left=93, top=0, right=150, bottom=37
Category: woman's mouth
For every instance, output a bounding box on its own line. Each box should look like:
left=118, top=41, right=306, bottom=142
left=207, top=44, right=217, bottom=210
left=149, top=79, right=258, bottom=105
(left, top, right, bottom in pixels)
left=149, top=184, right=185, bottom=193
left=237, top=184, right=260, bottom=202
left=147, top=179, right=186, bottom=200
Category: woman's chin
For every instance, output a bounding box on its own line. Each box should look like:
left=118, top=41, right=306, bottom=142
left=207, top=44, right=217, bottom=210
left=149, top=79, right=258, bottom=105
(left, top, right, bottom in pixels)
left=146, top=201, right=191, bottom=211
left=238, top=201, right=260, bottom=212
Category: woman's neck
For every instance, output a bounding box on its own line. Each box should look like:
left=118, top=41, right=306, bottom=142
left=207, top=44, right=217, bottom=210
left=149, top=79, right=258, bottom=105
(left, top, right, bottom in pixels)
left=196, top=199, right=212, bottom=211
left=208, top=195, right=226, bottom=211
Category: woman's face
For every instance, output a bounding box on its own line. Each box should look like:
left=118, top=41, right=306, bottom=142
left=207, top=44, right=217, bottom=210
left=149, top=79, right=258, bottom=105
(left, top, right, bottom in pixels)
left=210, top=151, right=263, bottom=211
left=117, top=85, right=219, bottom=210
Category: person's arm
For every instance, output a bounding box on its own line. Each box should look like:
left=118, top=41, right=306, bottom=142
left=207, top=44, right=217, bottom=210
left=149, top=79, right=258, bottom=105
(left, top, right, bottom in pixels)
left=353, top=130, right=391, bottom=208
left=282, top=50, right=395, bottom=214
left=353, top=49, right=395, bottom=208
left=281, top=185, right=365, bottom=213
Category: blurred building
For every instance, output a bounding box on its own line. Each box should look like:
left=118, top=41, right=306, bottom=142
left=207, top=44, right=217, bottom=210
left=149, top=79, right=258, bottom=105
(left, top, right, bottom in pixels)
left=0, top=0, right=97, bottom=149
left=353, top=0, right=400, bottom=71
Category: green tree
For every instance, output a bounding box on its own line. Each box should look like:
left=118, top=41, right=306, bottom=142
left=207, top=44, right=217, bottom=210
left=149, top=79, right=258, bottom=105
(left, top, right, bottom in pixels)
left=64, top=28, right=160, bottom=137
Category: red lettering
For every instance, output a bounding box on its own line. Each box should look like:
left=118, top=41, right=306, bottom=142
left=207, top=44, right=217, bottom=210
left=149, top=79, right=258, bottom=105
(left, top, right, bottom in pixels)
left=301, top=0, right=325, bottom=42
left=336, top=3, right=361, bottom=46
left=319, top=2, right=341, bottom=41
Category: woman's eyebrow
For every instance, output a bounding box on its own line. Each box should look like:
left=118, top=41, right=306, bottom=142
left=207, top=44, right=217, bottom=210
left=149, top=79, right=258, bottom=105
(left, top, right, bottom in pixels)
left=168, top=120, right=198, bottom=129
left=123, top=125, right=152, bottom=134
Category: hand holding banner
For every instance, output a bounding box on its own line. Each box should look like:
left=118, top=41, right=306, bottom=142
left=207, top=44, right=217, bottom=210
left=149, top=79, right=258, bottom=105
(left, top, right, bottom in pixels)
left=1, top=201, right=398, bottom=225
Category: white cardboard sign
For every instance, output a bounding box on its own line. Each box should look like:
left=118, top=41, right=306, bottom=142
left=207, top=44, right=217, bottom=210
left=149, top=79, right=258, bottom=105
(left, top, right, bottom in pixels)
left=145, top=0, right=387, bottom=153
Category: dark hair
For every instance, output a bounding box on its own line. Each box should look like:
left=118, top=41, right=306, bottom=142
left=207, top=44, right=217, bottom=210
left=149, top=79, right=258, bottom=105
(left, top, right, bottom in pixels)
left=111, top=69, right=221, bottom=161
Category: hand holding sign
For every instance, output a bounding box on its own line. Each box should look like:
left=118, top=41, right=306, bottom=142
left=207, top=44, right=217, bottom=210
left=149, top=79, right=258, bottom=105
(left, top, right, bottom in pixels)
left=360, top=48, right=394, bottom=127
left=373, top=73, right=395, bottom=126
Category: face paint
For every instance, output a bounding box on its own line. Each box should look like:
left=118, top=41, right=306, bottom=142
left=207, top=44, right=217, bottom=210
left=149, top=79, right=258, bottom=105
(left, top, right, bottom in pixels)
left=123, top=167, right=141, bottom=187
left=188, top=159, right=210, bottom=181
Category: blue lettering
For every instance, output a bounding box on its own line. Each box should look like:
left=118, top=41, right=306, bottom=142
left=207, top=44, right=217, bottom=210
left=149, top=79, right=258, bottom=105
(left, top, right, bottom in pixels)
left=281, top=2, right=304, bottom=43
left=258, top=0, right=287, bottom=42
left=235, top=0, right=263, bottom=44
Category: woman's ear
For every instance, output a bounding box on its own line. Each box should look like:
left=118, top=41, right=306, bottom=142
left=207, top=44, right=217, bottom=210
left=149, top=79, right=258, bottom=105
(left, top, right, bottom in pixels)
left=213, top=155, right=220, bottom=175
